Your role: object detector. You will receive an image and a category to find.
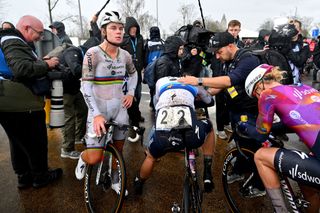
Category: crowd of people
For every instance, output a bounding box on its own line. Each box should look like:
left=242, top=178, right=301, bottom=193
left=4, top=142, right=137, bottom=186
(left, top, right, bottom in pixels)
left=0, top=10, right=319, bottom=213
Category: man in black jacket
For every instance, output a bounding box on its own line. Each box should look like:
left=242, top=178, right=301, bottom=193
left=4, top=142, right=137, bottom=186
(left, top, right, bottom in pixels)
left=0, top=15, right=62, bottom=189
left=121, top=17, right=145, bottom=128
left=286, top=20, right=310, bottom=84
left=59, top=37, right=100, bottom=159
left=154, top=36, right=185, bottom=82
left=49, top=21, right=73, bottom=45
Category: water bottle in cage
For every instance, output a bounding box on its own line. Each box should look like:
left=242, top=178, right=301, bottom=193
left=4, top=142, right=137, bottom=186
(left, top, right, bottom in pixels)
left=189, top=150, right=196, bottom=174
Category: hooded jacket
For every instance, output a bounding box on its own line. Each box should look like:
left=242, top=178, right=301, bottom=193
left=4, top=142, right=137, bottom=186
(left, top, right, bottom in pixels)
left=121, top=17, right=144, bottom=83
left=59, top=37, right=100, bottom=95
left=0, top=29, right=49, bottom=112
left=144, top=26, right=164, bottom=66
left=49, top=21, right=73, bottom=45
left=154, top=36, right=185, bottom=83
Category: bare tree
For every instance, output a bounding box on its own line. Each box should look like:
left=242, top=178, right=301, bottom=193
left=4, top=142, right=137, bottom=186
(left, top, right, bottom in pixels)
left=47, top=0, right=73, bottom=24
left=0, top=0, right=8, bottom=22
left=178, top=3, right=196, bottom=26
left=117, top=0, right=156, bottom=37
left=259, top=19, right=274, bottom=31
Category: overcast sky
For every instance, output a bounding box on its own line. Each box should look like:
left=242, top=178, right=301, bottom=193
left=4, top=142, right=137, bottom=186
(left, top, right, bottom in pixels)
left=4, top=0, right=320, bottom=35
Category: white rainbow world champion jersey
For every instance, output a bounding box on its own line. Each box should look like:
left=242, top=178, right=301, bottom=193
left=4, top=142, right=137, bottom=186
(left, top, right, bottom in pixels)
left=154, top=76, right=212, bottom=111
left=81, top=46, right=137, bottom=117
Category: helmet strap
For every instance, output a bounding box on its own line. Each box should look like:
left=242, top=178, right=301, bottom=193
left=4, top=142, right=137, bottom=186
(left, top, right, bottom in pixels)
left=104, top=35, right=121, bottom=47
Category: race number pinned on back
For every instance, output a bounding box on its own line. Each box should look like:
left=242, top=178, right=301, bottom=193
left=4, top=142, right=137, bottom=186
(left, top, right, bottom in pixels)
left=156, top=106, right=192, bottom=130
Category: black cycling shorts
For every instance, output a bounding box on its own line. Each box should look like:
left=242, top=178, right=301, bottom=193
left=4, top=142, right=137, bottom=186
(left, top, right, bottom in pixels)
left=274, top=148, right=320, bottom=189
left=148, top=109, right=212, bottom=159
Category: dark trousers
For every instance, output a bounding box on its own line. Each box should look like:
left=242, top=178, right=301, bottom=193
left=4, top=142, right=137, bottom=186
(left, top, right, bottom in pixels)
left=0, top=110, right=48, bottom=175
left=215, top=92, right=230, bottom=131
left=128, top=82, right=142, bottom=127
left=62, top=92, right=88, bottom=151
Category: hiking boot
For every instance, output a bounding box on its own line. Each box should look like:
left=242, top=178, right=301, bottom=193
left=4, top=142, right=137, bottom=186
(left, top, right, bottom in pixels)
left=32, top=168, right=63, bottom=188
left=227, top=173, right=245, bottom=184
left=216, top=131, right=228, bottom=140
left=61, top=149, right=80, bottom=159
left=17, top=173, right=33, bottom=189
left=241, top=186, right=266, bottom=198
left=111, top=169, right=128, bottom=196
left=133, top=175, right=144, bottom=195
left=75, top=153, right=86, bottom=180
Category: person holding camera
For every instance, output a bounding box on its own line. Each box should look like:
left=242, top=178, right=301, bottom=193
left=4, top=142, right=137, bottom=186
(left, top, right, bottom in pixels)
left=0, top=15, right=62, bottom=189
left=59, top=38, right=100, bottom=159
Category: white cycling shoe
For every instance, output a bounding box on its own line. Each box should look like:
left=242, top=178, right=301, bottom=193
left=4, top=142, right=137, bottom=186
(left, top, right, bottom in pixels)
left=75, top=152, right=87, bottom=180
left=111, top=182, right=128, bottom=196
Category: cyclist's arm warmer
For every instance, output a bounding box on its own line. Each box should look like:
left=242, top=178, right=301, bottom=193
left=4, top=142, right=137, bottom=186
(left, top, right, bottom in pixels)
left=197, top=86, right=213, bottom=104
left=81, top=49, right=101, bottom=117
left=256, top=89, right=275, bottom=134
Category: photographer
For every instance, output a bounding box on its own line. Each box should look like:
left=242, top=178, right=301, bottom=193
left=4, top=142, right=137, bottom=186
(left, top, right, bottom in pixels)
left=0, top=15, right=62, bottom=189
left=59, top=37, right=100, bottom=159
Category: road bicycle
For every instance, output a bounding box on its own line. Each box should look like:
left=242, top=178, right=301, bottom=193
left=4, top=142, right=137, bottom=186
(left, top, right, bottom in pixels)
left=84, top=121, right=144, bottom=213
left=171, top=125, right=203, bottom=213
left=221, top=124, right=309, bottom=212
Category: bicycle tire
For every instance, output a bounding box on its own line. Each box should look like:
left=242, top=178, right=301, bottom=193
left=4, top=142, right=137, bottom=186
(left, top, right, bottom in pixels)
left=221, top=147, right=273, bottom=213
left=182, top=174, right=191, bottom=213
left=84, top=143, right=127, bottom=213
left=182, top=174, right=202, bottom=213
left=191, top=179, right=202, bottom=213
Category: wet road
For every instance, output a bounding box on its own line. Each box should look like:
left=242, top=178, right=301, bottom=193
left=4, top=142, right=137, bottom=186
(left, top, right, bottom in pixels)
left=0, top=84, right=230, bottom=213
left=0, top=75, right=315, bottom=213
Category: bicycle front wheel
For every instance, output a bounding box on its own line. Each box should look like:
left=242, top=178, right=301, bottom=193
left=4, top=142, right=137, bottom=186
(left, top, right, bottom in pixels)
left=221, top=147, right=273, bottom=213
left=84, top=143, right=127, bottom=213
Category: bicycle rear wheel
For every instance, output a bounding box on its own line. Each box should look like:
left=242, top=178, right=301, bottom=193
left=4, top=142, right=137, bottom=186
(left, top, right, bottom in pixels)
left=221, top=147, right=273, bottom=212
left=84, top=144, right=127, bottom=213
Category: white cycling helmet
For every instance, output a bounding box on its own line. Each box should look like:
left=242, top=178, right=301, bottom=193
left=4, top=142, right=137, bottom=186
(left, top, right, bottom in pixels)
left=245, top=64, right=274, bottom=97
left=100, top=11, right=123, bottom=28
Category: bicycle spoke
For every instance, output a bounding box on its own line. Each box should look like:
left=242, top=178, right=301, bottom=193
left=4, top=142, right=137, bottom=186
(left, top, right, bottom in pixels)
left=222, top=148, right=274, bottom=212
left=84, top=144, right=126, bottom=213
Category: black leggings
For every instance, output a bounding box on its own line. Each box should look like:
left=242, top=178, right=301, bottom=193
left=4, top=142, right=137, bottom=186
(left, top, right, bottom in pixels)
left=274, top=149, right=320, bottom=189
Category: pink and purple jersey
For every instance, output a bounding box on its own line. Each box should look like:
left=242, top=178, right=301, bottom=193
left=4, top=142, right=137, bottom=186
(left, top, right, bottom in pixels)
left=256, top=84, right=320, bottom=152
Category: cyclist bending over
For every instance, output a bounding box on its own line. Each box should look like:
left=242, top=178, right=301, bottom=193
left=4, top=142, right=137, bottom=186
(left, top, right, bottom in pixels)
left=134, top=76, right=215, bottom=194
left=75, top=11, right=137, bottom=195
left=245, top=64, right=320, bottom=213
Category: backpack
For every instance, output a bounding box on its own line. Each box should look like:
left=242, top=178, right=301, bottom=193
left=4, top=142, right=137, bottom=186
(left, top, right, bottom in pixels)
left=0, top=36, right=25, bottom=79
left=146, top=39, right=164, bottom=65
left=252, top=49, right=293, bottom=85
left=143, top=58, right=158, bottom=88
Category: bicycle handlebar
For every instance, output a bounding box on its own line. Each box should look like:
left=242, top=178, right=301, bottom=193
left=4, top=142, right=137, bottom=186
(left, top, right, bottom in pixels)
left=87, top=121, right=144, bottom=144
left=232, top=122, right=284, bottom=148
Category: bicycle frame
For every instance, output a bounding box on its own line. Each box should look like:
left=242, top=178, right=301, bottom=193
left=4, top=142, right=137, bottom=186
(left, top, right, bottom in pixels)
left=223, top=128, right=309, bottom=212
left=95, top=125, right=114, bottom=186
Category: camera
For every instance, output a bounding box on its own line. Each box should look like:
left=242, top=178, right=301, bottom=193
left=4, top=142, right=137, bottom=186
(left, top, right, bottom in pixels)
left=48, top=64, right=66, bottom=128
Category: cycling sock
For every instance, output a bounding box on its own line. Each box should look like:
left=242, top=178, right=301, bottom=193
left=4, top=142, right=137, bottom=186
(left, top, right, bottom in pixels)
left=266, top=188, right=288, bottom=212
left=203, top=156, right=213, bottom=179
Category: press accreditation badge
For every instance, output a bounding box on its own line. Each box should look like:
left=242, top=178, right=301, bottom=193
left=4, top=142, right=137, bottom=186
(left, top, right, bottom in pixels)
left=156, top=106, right=192, bottom=130
left=227, top=86, right=238, bottom=99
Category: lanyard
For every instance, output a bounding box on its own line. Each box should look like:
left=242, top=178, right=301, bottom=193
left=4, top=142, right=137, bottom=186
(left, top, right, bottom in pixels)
left=130, top=37, right=137, bottom=59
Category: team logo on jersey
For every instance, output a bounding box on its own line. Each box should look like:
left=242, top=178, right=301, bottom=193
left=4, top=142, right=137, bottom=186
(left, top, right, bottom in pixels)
left=111, top=70, right=116, bottom=75
left=310, top=95, right=320, bottom=103
left=289, top=110, right=301, bottom=120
